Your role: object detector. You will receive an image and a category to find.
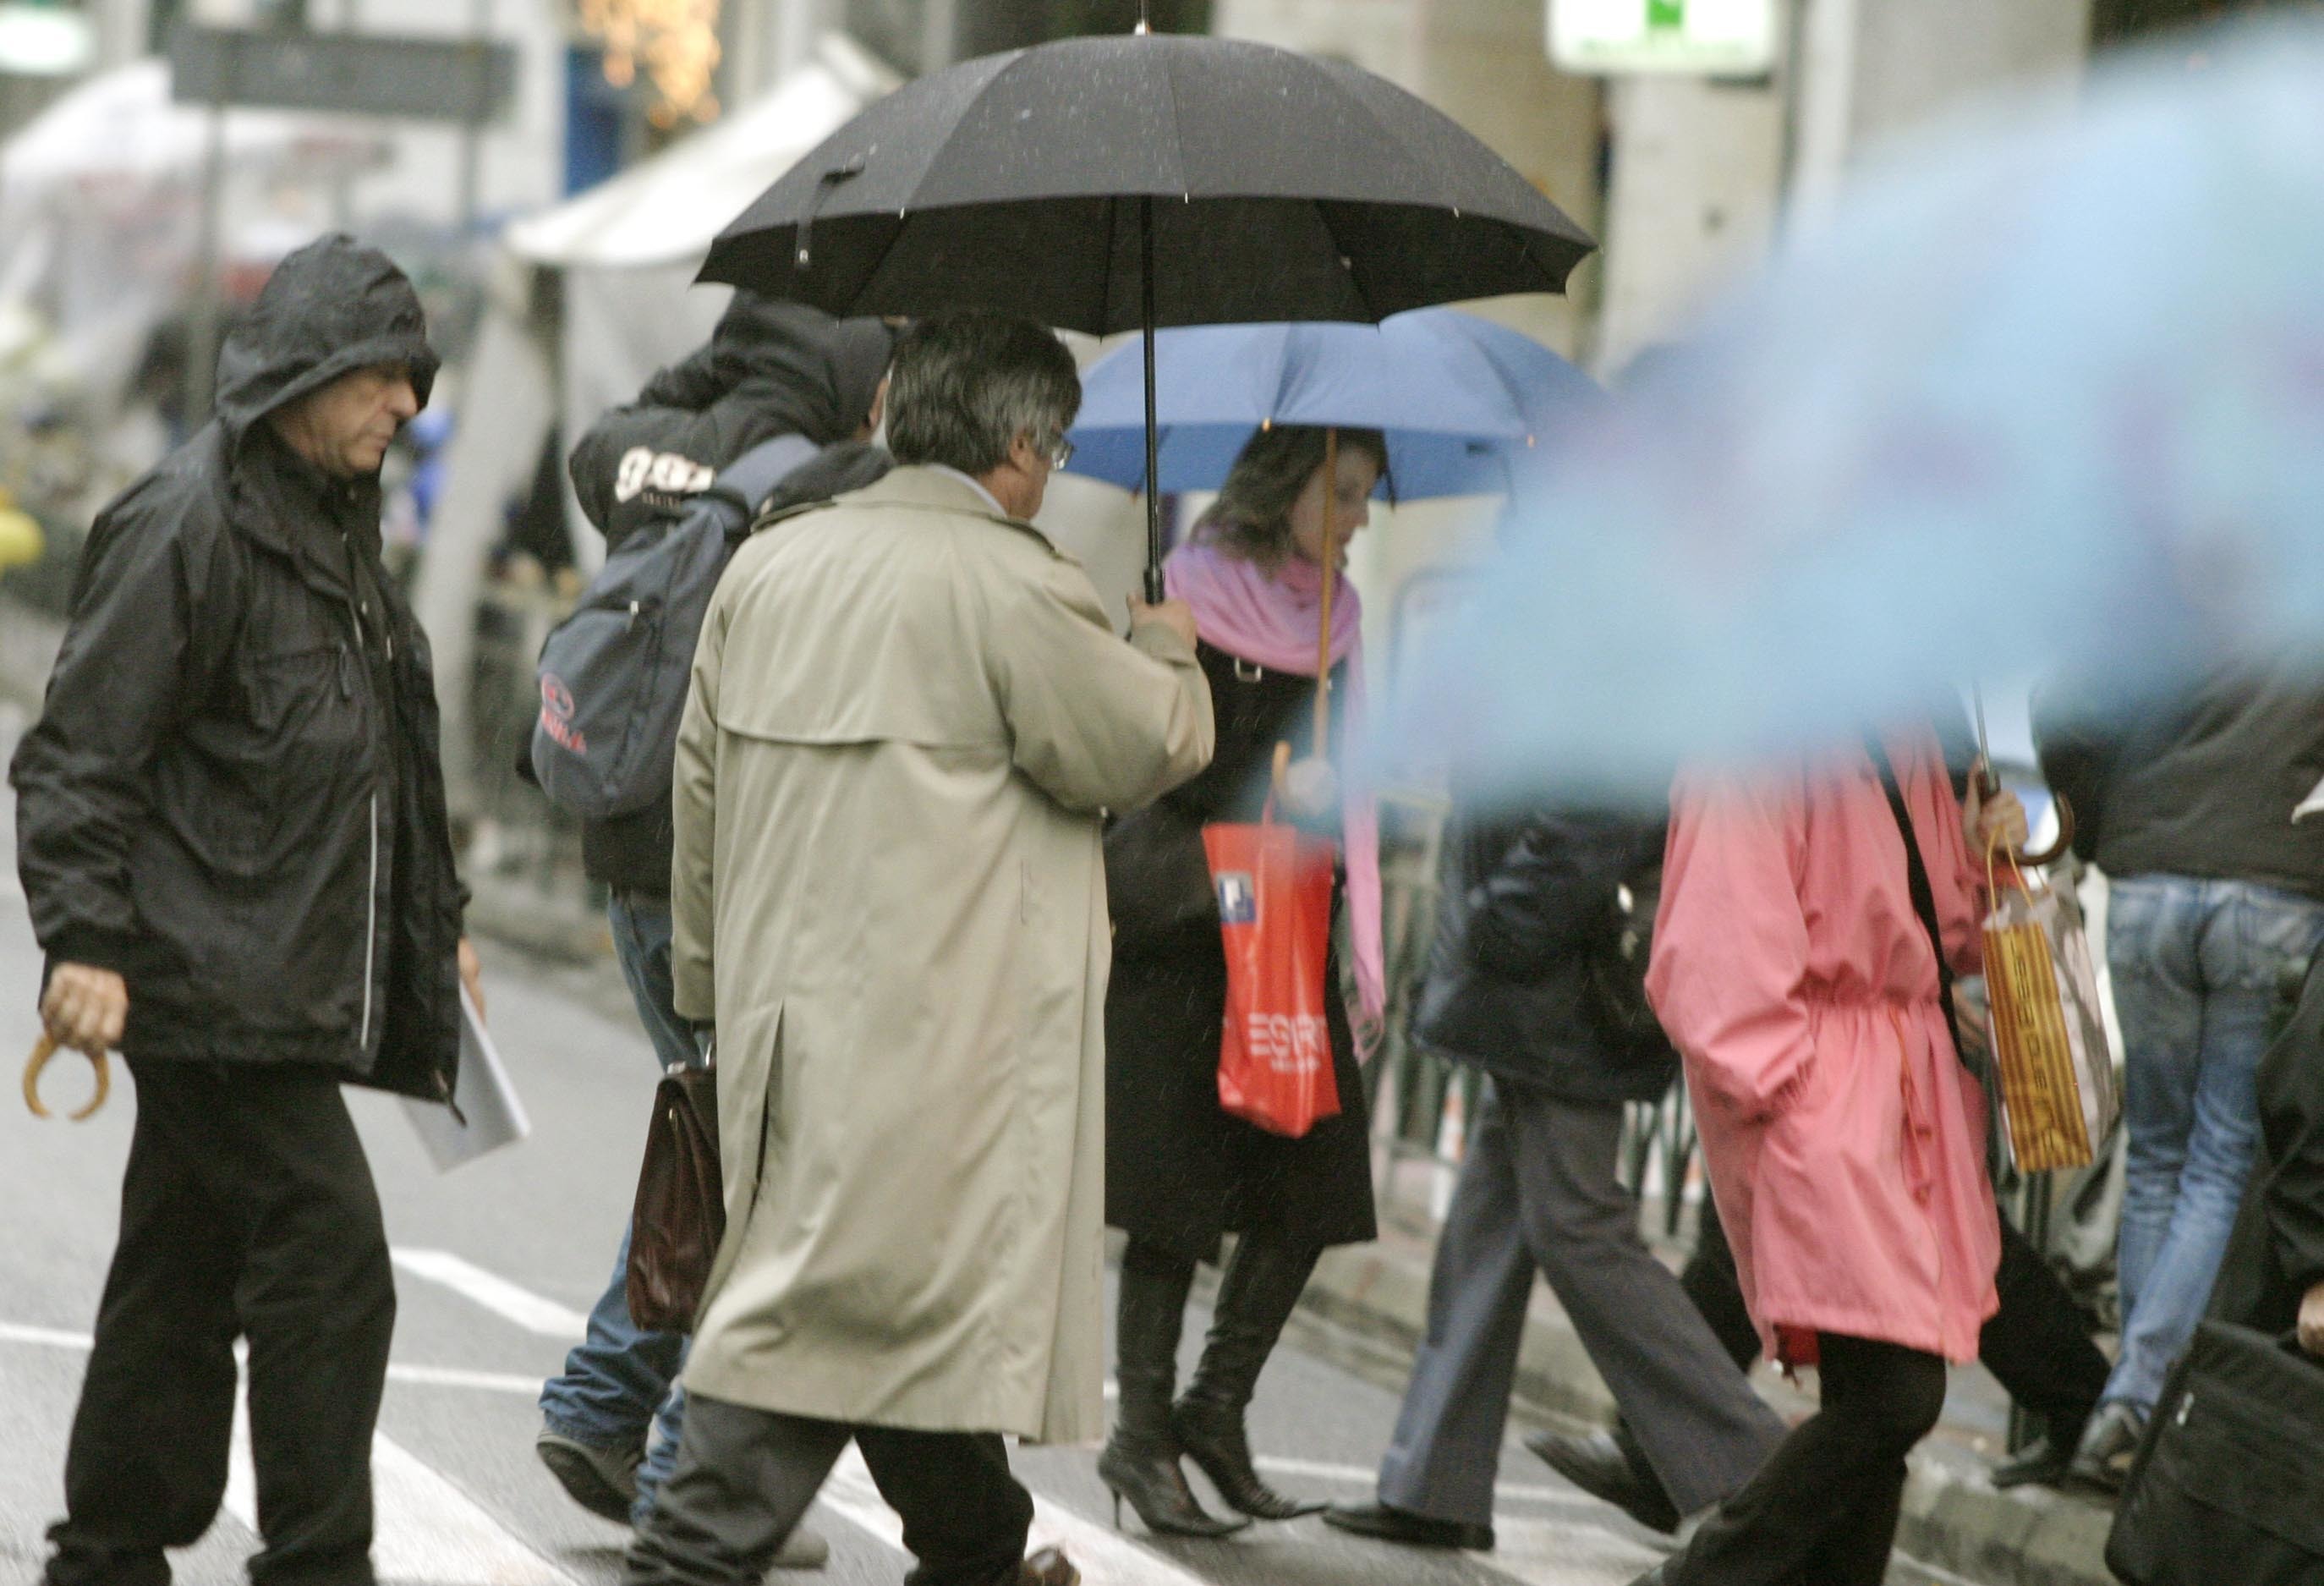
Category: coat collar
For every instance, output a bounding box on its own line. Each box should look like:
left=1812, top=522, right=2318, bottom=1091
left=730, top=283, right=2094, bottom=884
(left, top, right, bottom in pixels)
left=848, top=465, right=1062, bottom=555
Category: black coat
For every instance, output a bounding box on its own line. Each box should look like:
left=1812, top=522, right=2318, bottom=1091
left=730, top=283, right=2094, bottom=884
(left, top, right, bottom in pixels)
left=9, top=235, right=465, bottom=1100
left=1103, top=639, right=1375, bottom=1262
left=564, top=297, right=895, bottom=896
left=2034, top=660, right=2324, bottom=903
left=2215, top=957, right=2324, bottom=1335
left=1415, top=804, right=1675, bottom=1105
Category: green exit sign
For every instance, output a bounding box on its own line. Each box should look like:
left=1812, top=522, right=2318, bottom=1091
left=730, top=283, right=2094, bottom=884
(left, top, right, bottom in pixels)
left=1550, top=0, right=1778, bottom=75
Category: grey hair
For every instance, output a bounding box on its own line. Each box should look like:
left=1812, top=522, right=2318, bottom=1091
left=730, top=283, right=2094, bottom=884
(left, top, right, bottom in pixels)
left=885, top=312, right=1082, bottom=476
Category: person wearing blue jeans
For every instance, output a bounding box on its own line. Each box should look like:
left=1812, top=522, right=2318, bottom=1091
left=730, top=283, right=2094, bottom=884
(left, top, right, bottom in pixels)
left=538, top=892, right=697, bottom=1526
left=535, top=303, right=896, bottom=1555
left=2083, top=877, right=2324, bottom=1468
left=2035, top=661, right=2324, bottom=1490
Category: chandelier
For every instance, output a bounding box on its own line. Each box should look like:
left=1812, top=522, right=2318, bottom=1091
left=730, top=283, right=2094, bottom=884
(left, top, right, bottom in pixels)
left=578, top=0, right=723, bottom=127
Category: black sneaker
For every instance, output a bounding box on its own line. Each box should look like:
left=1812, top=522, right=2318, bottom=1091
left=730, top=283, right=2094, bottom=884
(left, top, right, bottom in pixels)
left=535, top=1429, right=642, bottom=1523
left=1322, top=1501, right=1494, bottom=1550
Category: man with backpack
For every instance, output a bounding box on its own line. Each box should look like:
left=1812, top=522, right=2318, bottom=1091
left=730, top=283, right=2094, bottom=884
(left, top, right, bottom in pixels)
left=531, top=294, right=896, bottom=1550
left=1324, top=800, right=1784, bottom=1551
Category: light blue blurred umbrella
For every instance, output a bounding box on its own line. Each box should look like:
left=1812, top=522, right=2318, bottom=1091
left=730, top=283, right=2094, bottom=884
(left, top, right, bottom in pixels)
left=1066, top=310, right=1601, bottom=499
left=1389, top=21, right=2324, bottom=800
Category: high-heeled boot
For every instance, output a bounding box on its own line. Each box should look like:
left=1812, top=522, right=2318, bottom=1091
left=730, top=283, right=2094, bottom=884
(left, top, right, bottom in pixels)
left=1096, top=1250, right=1247, bottom=1538
left=1172, top=1239, right=1326, bottom=1520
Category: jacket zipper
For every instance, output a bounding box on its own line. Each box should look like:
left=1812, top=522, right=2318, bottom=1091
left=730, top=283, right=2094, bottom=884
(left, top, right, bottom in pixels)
left=343, top=559, right=381, bottom=1053
left=361, top=790, right=379, bottom=1049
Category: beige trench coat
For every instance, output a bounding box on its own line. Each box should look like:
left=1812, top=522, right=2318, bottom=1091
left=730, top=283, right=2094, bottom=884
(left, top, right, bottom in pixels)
left=671, top=467, right=1214, bottom=1444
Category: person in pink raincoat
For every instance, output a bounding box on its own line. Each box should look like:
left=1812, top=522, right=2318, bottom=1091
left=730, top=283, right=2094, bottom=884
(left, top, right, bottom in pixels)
left=1631, top=725, right=2027, bottom=1586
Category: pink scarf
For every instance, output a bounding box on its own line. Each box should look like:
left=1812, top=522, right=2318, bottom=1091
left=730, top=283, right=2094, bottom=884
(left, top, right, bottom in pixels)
left=1165, top=538, right=1386, bottom=1023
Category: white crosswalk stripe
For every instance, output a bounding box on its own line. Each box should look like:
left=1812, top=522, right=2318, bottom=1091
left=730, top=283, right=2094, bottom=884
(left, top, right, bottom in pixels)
left=390, top=1247, right=592, bottom=1337
left=226, top=1391, right=581, bottom=1586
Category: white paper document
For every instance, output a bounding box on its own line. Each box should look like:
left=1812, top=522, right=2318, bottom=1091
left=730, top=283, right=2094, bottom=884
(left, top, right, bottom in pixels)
left=400, top=987, right=530, bottom=1172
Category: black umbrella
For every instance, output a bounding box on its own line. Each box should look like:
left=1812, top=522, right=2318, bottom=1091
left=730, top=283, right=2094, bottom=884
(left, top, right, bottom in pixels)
left=701, top=14, right=1596, bottom=598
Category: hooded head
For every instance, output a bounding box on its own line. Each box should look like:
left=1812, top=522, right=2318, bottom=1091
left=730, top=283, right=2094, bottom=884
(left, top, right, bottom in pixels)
left=643, top=293, right=896, bottom=447
left=213, top=233, right=440, bottom=468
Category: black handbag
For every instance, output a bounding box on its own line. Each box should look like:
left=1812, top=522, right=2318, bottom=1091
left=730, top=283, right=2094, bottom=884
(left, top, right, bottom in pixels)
left=625, top=1060, right=724, bottom=1333
left=2106, top=1320, right=2324, bottom=1584
left=1103, top=800, right=1219, bottom=952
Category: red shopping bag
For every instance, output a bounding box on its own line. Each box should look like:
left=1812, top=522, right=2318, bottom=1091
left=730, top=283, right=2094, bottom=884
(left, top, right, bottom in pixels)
left=1201, top=787, right=1341, bottom=1139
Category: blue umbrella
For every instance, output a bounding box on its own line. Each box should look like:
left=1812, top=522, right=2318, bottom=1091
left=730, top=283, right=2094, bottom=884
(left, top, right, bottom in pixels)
left=1066, top=310, right=1602, bottom=499
left=1386, top=20, right=2324, bottom=802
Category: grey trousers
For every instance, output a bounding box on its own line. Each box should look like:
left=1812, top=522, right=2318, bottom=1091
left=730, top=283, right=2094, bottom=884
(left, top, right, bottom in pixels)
left=1378, top=1078, right=1784, bottom=1523
left=623, top=1393, right=1033, bottom=1586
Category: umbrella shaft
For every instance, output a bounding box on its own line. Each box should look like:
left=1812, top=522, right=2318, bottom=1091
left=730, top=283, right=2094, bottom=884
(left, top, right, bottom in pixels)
left=1314, top=427, right=1336, bottom=758
left=1142, top=195, right=1165, bottom=603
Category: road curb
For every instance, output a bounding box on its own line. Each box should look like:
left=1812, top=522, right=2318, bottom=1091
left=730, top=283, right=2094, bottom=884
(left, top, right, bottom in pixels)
left=1296, top=1241, right=2118, bottom=1586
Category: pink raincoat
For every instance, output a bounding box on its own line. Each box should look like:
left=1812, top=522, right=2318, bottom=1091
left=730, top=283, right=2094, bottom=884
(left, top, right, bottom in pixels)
left=1646, top=727, right=2001, bottom=1364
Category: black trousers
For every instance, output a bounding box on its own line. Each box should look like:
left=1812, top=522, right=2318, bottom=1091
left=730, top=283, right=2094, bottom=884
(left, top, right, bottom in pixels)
left=45, top=1061, right=396, bottom=1586
left=1668, top=1334, right=1949, bottom=1586
left=625, top=1394, right=1034, bottom=1586
left=1680, top=1199, right=2108, bottom=1432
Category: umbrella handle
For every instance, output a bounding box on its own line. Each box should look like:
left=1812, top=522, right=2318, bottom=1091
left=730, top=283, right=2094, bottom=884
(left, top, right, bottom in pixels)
left=24, top=1033, right=110, bottom=1122
left=1313, top=428, right=1337, bottom=758
left=2019, top=793, right=2075, bottom=869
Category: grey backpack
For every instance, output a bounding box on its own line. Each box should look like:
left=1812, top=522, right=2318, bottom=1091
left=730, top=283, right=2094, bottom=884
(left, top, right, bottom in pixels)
left=530, top=433, right=817, bottom=820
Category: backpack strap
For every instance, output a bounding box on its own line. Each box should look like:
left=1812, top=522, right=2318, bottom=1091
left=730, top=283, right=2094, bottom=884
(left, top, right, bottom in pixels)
left=705, top=433, right=819, bottom=522
left=1867, top=735, right=1970, bottom=1067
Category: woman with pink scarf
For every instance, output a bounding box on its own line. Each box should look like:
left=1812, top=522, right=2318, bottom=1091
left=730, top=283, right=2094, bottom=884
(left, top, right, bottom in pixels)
left=1096, top=425, right=1389, bottom=1538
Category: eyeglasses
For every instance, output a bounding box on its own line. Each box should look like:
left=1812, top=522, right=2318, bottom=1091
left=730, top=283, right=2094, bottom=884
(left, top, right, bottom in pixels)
left=1043, top=433, right=1076, bottom=469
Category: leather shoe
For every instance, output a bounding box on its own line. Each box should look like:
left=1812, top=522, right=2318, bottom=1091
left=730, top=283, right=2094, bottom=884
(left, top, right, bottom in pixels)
left=1016, top=1545, right=1079, bottom=1584
left=1322, top=1500, right=1493, bottom=1550
left=1524, top=1429, right=1681, bottom=1534
left=1988, top=1421, right=2083, bottom=1490
left=2066, top=1402, right=2147, bottom=1495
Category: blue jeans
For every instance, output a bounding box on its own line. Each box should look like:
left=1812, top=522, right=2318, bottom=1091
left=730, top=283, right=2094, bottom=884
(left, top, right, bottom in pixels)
left=539, top=892, right=699, bottom=1523
left=2103, top=875, right=2324, bottom=1411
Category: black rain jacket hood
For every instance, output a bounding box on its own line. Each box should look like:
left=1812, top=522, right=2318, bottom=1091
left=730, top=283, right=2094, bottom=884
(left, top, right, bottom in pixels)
left=569, top=294, right=893, bottom=541
left=9, top=233, right=466, bottom=1101
left=216, top=233, right=441, bottom=443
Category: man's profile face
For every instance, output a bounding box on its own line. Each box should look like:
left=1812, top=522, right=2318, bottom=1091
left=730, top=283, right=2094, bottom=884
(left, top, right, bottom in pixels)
left=278, top=364, right=421, bottom=480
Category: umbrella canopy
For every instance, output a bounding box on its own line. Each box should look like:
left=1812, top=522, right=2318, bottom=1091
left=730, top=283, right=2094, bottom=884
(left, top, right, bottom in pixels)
left=698, top=25, right=1593, bottom=598
left=698, top=32, right=1593, bottom=332
left=1387, top=19, right=2324, bottom=802
left=1065, top=310, right=1601, bottom=499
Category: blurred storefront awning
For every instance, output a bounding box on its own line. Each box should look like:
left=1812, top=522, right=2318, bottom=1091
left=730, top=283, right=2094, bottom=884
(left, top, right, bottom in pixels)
left=502, top=32, right=897, bottom=271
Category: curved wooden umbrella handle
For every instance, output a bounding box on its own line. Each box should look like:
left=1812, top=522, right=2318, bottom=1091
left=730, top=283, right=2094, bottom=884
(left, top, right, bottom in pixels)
left=2019, top=792, right=2076, bottom=869
left=24, top=1033, right=110, bottom=1121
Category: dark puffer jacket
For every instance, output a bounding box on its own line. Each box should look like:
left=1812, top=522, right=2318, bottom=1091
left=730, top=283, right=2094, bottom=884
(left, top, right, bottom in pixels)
left=1415, top=802, right=1677, bottom=1106
left=564, top=294, right=895, bottom=896
left=9, top=234, right=466, bottom=1100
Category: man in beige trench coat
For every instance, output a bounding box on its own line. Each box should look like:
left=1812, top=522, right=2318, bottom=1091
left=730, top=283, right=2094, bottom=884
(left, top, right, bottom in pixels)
left=626, top=313, right=1215, bottom=1586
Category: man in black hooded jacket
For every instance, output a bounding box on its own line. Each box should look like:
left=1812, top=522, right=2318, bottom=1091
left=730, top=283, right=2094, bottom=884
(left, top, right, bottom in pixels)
left=12, top=234, right=480, bottom=1586
left=533, top=293, right=894, bottom=1541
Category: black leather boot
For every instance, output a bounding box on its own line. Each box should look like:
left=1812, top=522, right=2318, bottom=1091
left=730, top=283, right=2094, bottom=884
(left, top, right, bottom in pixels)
left=1096, top=1249, right=1247, bottom=1538
left=1173, top=1239, right=1326, bottom=1520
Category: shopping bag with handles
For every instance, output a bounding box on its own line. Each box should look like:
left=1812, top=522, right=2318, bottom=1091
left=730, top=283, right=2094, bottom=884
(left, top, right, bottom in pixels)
left=1982, top=848, right=2119, bottom=1172
left=1201, top=766, right=1341, bottom=1139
